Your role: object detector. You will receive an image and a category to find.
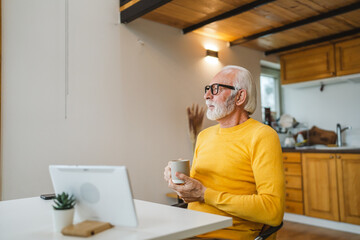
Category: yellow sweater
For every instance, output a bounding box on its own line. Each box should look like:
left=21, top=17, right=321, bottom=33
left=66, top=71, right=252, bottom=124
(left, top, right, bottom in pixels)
left=188, top=118, right=285, bottom=240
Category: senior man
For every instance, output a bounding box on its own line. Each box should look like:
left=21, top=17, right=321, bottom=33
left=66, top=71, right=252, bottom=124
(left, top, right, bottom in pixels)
left=164, top=65, right=285, bottom=240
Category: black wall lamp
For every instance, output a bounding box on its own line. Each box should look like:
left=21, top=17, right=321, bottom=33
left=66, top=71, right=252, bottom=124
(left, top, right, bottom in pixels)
left=206, top=49, right=219, bottom=59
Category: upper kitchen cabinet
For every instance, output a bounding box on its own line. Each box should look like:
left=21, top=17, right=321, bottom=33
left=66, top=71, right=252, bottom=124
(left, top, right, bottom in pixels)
left=280, top=37, right=360, bottom=85
left=280, top=44, right=335, bottom=84
left=335, top=37, right=360, bottom=76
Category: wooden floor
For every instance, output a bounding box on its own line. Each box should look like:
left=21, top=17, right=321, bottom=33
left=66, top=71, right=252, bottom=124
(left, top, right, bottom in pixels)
left=277, top=221, right=360, bottom=240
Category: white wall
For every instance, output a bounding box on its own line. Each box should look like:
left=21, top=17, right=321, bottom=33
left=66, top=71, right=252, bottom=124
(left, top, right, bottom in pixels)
left=282, top=81, right=360, bottom=146
left=1, top=0, right=264, bottom=203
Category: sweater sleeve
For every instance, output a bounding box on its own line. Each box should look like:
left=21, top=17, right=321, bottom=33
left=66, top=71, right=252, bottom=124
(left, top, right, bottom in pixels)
left=204, top=127, right=285, bottom=226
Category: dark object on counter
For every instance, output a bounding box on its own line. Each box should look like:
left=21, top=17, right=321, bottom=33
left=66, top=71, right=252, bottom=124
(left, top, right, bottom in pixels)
left=308, top=126, right=337, bottom=145
left=282, top=147, right=296, bottom=150
left=264, top=107, right=273, bottom=126
left=40, top=193, right=56, bottom=200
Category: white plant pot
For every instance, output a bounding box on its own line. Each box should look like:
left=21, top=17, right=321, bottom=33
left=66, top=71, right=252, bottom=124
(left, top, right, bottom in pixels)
left=52, top=208, right=75, bottom=232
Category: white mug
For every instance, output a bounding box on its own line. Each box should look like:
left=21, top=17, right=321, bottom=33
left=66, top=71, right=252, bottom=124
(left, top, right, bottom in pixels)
left=170, top=159, right=190, bottom=184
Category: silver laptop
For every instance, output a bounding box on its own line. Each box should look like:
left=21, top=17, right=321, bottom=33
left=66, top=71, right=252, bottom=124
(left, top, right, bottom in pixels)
left=49, top=165, right=138, bottom=227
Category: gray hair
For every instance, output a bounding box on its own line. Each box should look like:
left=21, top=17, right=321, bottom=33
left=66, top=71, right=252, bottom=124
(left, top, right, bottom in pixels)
left=221, top=65, right=257, bottom=115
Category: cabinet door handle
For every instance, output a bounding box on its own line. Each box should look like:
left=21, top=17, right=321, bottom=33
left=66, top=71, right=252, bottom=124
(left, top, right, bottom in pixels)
left=285, top=180, right=288, bottom=184
left=329, top=155, right=334, bottom=159
left=286, top=193, right=289, bottom=197
left=285, top=168, right=288, bottom=172
left=284, top=156, right=288, bottom=160
left=337, top=155, right=341, bottom=159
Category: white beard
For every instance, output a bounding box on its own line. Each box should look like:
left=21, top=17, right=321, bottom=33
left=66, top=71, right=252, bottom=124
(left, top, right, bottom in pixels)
left=206, top=94, right=236, bottom=121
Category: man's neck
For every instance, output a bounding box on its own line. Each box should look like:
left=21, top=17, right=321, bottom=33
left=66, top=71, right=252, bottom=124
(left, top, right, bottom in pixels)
left=218, top=110, right=249, bottom=128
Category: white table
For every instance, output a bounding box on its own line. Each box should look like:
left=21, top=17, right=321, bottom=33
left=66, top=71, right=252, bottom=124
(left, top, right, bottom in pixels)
left=0, top=197, right=232, bottom=240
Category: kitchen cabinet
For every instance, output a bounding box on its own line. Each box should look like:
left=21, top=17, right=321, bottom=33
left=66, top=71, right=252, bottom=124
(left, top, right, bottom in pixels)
left=337, top=154, right=360, bottom=225
left=302, top=153, right=360, bottom=224
left=283, top=152, right=304, bottom=215
left=335, top=37, right=360, bottom=76
left=302, top=153, right=339, bottom=221
left=280, top=37, right=360, bottom=85
left=280, top=44, right=335, bottom=84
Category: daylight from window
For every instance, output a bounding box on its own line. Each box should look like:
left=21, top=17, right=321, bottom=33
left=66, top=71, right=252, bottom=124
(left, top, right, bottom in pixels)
left=260, top=75, right=276, bottom=120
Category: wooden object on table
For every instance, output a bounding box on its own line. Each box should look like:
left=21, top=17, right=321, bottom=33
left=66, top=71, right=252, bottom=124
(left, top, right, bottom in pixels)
left=308, top=126, right=337, bottom=145
left=61, top=220, right=113, bottom=237
left=283, top=152, right=304, bottom=215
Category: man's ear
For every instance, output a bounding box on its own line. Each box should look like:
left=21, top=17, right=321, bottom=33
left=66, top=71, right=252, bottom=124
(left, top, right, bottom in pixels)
left=236, top=90, right=247, bottom=106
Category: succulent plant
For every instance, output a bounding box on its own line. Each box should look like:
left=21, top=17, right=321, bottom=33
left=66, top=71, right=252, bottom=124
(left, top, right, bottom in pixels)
left=53, top=192, right=76, bottom=210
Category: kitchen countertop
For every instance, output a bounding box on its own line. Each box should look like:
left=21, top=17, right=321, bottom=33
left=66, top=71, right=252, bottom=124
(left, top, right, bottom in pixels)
left=282, top=147, right=360, bottom=154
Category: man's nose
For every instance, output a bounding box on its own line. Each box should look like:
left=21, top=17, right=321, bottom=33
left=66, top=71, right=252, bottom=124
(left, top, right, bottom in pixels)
left=204, top=89, right=212, bottom=100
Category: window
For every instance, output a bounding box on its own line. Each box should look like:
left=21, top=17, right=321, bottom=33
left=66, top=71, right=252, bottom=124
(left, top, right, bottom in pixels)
left=260, top=66, right=281, bottom=123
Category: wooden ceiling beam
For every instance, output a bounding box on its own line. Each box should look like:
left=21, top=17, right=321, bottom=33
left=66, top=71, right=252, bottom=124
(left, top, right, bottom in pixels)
left=120, top=0, right=133, bottom=6
left=120, top=0, right=172, bottom=24
left=265, top=27, right=360, bottom=55
left=182, top=0, right=275, bottom=34
left=231, top=2, right=360, bottom=46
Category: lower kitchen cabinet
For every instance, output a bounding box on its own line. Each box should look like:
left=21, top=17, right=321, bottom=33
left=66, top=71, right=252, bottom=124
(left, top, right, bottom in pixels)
left=302, top=153, right=360, bottom=225
left=285, top=201, right=304, bottom=215
left=337, top=154, right=360, bottom=225
left=285, top=175, right=302, bottom=189
left=286, top=188, right=303, bottom=202
left=283, top=152, right=304, bottom=214
left=302, top=153, right=339, bottom=221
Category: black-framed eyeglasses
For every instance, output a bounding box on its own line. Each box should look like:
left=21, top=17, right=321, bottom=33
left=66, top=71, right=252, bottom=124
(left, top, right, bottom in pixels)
left=205, top=83, right=236, bottom=95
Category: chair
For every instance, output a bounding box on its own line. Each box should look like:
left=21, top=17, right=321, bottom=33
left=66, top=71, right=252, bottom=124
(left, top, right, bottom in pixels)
left=172, top=201, right=188, bottom=208
left=171, top=202, right=283, bottom=240
left=254, top=221, right=283, bottom=240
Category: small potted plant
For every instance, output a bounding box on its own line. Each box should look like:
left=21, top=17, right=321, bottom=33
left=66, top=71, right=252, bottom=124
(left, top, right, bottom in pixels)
left=52, top=192, right=76, bottom=232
